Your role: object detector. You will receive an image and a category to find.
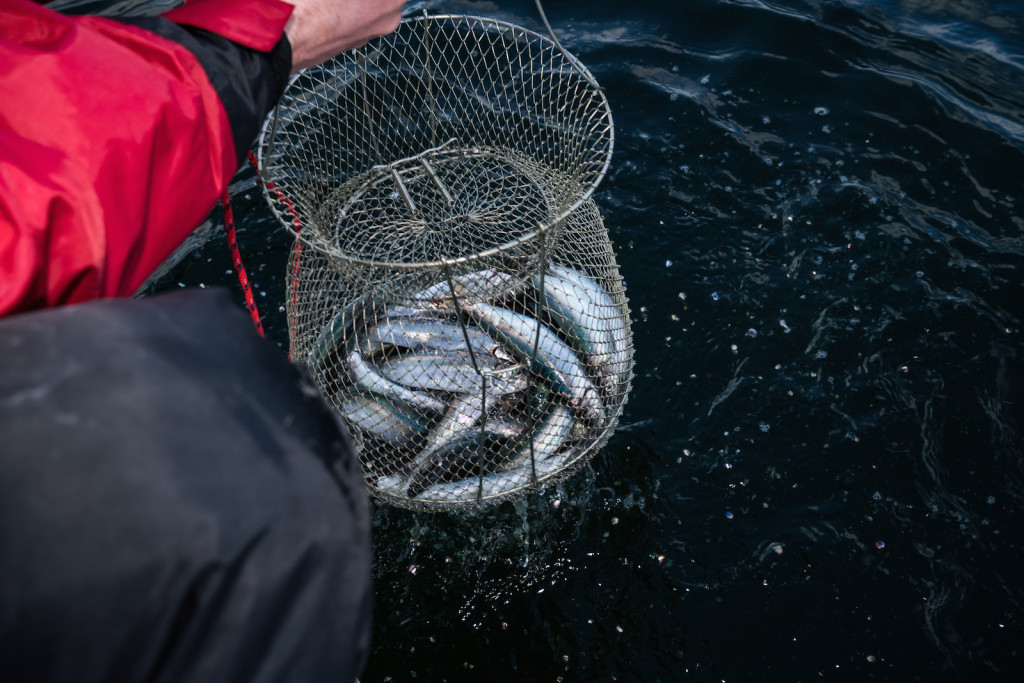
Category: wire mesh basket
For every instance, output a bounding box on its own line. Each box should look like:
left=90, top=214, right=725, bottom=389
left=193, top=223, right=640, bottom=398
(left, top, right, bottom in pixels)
left=258, top=14, right=632, bottom=510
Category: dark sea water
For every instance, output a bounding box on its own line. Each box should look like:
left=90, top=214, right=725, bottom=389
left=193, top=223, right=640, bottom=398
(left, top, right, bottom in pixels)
left=65, top=0, right=1024, bottom=679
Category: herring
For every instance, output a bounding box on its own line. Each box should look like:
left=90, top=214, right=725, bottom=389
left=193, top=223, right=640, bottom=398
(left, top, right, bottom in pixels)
left=495, top=399, right=577, bottom=476
left=308, top=295, right=387, bottom=367
left=404, top=412, right=526, bottom=498
left=404, top=392, right=520, bottom=497
left=346, top=348, right=447, bottom=414
left=357, top=317, right=509, bottom=364
left=547, top=264, right=631, bottom=386
left=406, top=268, right=525, bottom=308
left=376, top=350, right=525, bottom=396
left=339, top=392, right=431, bottom=447
left=409, top=402, right=579, bottom=502
left=532, top=270, right=618, bottom=368
left=465, top=302, right=606, bottom=422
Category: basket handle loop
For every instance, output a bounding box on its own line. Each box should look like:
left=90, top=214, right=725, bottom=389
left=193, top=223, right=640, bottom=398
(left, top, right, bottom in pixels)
left=533, top=0, right=602, bottom=91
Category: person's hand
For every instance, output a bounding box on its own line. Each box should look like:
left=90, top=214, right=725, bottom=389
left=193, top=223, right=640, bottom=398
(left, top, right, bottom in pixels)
left=284, top=0, right=405, bottom=72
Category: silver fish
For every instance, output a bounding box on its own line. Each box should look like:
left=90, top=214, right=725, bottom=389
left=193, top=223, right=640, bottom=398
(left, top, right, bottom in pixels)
left=496, top=400, right=577, bottom=474
left=346, top=349, right=446, bottom=414
left=532, top=270, right=618, bottom=365
left=407, top=268, right=525, bottom=308
left=403, top=392, right=525, bottom=496
left=547, top=264, right=631, bottom=386
left=410, top=392, right=487, bottom=462
left=357, top=317, right=509, bottom=363
left=376, top=351, right=525, bottom=396
left=339, top=392, right=431, bottom=446
left=308, top=295, right=388, bottom=367
left=465, top=303, right=605, bottom=422
left=404, top=413, right=525, bottom=498
left=408, top=403, right=577, bottom=502
left=382, top=303, right=435, bottom=319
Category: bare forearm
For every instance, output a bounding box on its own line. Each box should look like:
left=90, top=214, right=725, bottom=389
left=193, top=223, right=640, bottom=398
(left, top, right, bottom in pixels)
left=284, top=0, right=405, bottom=72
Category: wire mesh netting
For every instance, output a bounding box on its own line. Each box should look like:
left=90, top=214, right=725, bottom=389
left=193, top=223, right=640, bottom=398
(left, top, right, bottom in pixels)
left=259, top=14, right=632, bottom=510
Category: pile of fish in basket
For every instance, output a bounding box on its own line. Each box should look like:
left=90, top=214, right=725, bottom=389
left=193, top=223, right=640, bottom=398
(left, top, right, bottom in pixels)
left=303, top=250, right=630, bottom=508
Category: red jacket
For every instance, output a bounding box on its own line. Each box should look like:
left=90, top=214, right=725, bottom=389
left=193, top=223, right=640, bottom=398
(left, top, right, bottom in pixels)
left=0, top=0, right=293, bottom=316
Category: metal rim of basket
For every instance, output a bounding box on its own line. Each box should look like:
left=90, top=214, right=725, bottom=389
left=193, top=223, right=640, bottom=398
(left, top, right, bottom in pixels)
left=255, top=13, right=615, bottom=270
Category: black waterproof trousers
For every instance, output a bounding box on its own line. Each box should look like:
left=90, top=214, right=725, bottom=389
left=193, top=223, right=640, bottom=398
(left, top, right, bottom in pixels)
left=0, top=289, right=371, bottom=683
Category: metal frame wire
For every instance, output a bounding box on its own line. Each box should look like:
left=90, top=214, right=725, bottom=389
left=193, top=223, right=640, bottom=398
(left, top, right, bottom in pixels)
left=259, top=13, right=631, bottom=511
left=258, top=15, right=613, bottom=270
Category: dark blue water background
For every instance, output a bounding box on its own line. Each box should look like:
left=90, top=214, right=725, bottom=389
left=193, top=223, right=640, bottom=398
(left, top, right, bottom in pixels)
left=65, top=0, right=1024, bottom=678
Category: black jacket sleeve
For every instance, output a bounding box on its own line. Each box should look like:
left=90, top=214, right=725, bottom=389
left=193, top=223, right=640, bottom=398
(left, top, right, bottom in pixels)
left=116, top=16, right=292, bottom=165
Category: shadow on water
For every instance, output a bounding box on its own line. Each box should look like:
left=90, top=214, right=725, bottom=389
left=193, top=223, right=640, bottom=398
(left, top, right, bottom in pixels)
left=122, top=0, right=1024, bottom=679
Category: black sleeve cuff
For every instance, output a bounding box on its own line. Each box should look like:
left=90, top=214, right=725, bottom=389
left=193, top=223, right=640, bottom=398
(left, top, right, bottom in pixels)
left=114, top=16, right=292, bottom=167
